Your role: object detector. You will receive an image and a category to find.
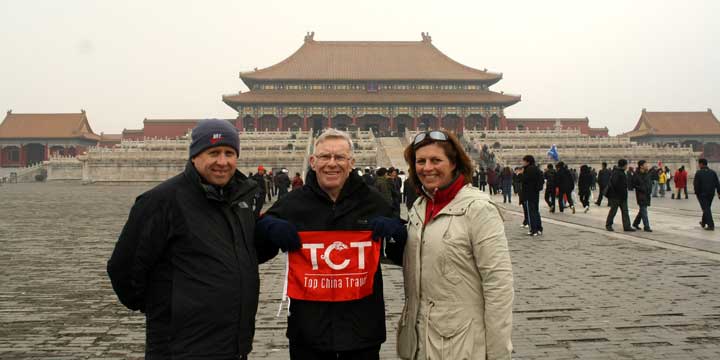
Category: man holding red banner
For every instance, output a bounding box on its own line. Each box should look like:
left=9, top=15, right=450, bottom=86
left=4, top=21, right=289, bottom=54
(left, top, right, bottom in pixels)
left=255, top=128, right=406, bottom=360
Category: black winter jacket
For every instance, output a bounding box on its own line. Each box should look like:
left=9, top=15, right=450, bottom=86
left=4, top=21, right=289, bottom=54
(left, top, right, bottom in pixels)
left=606, top=168, right=629, bottom=201
left=578, top=171, right=593, bottom=195
left=597, top=168, right=611, bottom=187
left=261, top=170, right=393, bottom=352
left=544, top=169, right=556, bottom=190
left=556, top=167, right=575, bottom=192
left=521, top=164, right=543, bottom=199
left=632, top=170, right=652, bottom=206
left=107, top=162, right=277, bottom=359
left=693, top=167, right=720, bottom=198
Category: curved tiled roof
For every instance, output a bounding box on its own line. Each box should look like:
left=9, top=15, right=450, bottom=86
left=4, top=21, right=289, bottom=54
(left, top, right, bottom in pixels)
left=223, top=90, right=520, bottom=106
left=0, top=111, right=100, bottom=140
left=623, top=110, right=720, bottom=137
left=240, top=36, right=502, bottom=83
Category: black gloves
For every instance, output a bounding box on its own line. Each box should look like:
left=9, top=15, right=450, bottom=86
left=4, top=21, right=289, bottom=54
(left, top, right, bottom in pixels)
left=369, top=217, right=407, bottom=243
left=256, top=215, right=301, bottom=252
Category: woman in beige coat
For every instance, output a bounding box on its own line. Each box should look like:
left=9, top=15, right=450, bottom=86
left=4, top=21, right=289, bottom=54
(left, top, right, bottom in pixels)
left=387, top=130, right=514, bottom=360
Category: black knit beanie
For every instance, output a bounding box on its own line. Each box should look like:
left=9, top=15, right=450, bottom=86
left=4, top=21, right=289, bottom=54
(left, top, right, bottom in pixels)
left=189, top=119, right=239, bottom=159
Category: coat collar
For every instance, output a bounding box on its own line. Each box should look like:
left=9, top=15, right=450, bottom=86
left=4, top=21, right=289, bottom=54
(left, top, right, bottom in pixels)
left=305, top=169, right=366, bottom=204
left=412, top=184, right=488, bottom=222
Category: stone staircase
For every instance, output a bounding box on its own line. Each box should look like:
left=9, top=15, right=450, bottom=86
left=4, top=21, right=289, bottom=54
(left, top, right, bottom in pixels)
left=378, top=137, right=408, bottom=170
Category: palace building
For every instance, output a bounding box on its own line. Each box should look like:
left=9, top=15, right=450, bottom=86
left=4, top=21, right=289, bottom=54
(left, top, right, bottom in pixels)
left=0, top=110, right=101, bottom=167
left=222, top=32, right=521, bottom=135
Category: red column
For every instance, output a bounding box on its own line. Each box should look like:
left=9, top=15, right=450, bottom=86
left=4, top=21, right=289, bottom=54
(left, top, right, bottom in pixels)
left=460, top=116, right=466, bottom=133
left=413, top=117, right=418, bottom=130
left=328, top=116, right=333, bottom=128
left=352, top=116, right=357, bottom=126
left=253, top=117, right=259, bottom=131
left=0, top=146, right=4, bottom=167
left=44, top=143, right=49, bottom=161
left=279, top=116, right=284, bottom=131
left=235, top=118, right=243, bottom=132
left=390, top=116, right=396, bottom=130
left=19, top=144, right=25, bottom=166
left=303, top=116, right=308, bottom=131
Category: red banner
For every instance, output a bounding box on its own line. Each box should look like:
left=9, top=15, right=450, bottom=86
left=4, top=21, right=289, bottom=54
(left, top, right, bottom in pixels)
left=287, top=231, right=380, bottom=302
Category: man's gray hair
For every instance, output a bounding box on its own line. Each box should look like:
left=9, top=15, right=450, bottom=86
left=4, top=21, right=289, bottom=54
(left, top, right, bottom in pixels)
left=314, top=128, right=354, bottom=153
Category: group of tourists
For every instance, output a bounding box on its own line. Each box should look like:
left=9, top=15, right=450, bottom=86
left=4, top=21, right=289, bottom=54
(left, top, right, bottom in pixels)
left=477, top=156, right=719, bottom=234
left=107, top=122, right=514, bottom=360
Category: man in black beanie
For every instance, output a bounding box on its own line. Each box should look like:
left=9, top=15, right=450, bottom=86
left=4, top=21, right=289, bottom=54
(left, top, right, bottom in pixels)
left=107, top=119, right=278, bottom=359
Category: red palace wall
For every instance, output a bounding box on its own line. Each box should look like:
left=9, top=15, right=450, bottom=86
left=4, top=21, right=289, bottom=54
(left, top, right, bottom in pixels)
left=143, top=122, right=200, bottom=138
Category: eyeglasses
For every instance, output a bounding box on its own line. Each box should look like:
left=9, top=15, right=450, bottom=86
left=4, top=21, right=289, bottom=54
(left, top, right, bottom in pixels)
left=314, top=153, right=351, bottom=164
left=413, top=131, right=449, bottom=148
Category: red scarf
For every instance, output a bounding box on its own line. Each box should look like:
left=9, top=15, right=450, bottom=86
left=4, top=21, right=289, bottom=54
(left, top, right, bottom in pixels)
left=423, top=175, right=465, bottom=225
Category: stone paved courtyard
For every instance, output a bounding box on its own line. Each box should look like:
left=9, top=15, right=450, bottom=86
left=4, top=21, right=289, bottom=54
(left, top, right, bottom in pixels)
left=2, top=182, right=720, bottom=359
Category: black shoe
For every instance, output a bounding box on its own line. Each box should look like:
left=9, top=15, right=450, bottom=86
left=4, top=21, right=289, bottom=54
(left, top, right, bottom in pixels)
left=706, top=227, right=715, bottom=231
left=594, top=202, right=601, bottom=206
left=606, top=226, right=614, bottom=232
left=632, top=223, right=641, bottom=230
left=624, top=228, right=636, bottom=232
left=700, top=221, right=706, bottom=229
left=571, top=206, right=576, bottom=214
left=644, top=228, right=653, bottom=232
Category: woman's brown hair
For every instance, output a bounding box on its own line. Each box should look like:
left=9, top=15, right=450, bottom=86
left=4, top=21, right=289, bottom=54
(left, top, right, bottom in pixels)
left=403, top=130, right=473, bottom=190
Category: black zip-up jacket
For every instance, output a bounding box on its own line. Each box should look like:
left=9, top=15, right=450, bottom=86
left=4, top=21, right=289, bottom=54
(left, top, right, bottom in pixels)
left=544, top=169, right=556, bottom=190
left=261, top=170, right=393, bottom=352
left=606, top=168, right=629, bottom=201
left=693, top=167, right=720, bottom=198
left=521, top=164, right=543, bottom=199
left=578, top=171, right=593, bottom=194
left=556, top=166, right=575, bottom=192
left=107, top=162, right=277, bottom=359
left=597, top=168, right=611, bottom=187
left=632, top=170, right=652, bottom=206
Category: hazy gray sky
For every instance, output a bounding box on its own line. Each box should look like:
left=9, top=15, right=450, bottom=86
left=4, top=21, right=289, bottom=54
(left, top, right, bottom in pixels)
left=1, top=0, right=718, bottom=135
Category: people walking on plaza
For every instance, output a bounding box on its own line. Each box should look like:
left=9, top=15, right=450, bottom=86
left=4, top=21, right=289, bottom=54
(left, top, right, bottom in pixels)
left=544, top=163, right=557, bottom=213
left=291, top=171, right=304, bottom=190
left=626, top=166, right=635, bottom=192
left=673, top=166, right=688, bottom=199
left=665, top=166, right=673, bottom=192
left=388, top=129, right=514, bottom=360
left=556, top=161, right=575, bottom=213
left=693, top=158, right=720, bottom=231
left=500, top=166, right=513, bottom=203
left=658, top=167, right=667, bottom=197
left=252, top=165, right=268, bottom=218
left=590, top=167, right=597, bottom=191
left=107, top=119, right=277, bottom=359
left=487, top=165, right=498, bottom=195
left=578, top=164, right=593, bottom=213
left=255, top=128, right=397, bottom=359
left=605, top=159, right=635, bottom=232
left=522, top=155, right=544, bottom=236
left=596, top=162, right=611, bottom=206
left=651, top=166, right=660, bottom=197
left=403, top=175, right=418, bottom=211
left=631, top=160, right=653, bottom=232
left=362, top=166, right=375, bottom=186
left=478, top=166, right=488, bottom=191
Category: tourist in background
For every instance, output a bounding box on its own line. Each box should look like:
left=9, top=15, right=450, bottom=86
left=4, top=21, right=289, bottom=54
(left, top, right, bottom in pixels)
left=578, top=164, right=593, bottom=213
left=544, top=164, right=557, bottom=213
left=478, top=166, right=488, bottom=192
left=590, top=167, right=597, bottom=191
left=665, top=166, right=673, bottom=192
left=650, top=166, right=660, bottom=197
left=107, top=119, right=277, bottom=359
left=605, top=159, right=635, bottom=232
left=252, top=165, right=268, bottom=218
left=658, top=167, right=667, bottom=197
left=631, top=160, right=652, bottom=232
left=389, top=129, right=514, bottom=359
left=556, top=161, right=575, bottom=213
left=276, top=168, right=291, bottom=198
left=693, top=158, right=720, bottom=231
left=291, top=172, right=303, bottom=190
left=255, top=128, right=397, bottom=359
left=673, top=166, right=688, bottom=199
left=522, top=155, right=544, bottom=236
left=403, top=175, right=418, bottom=211
left=487, top=166, right=498, bottom=195
left=626, top=166, right=635, bottom=192
left=500, top=166, right=513, bottom=203
left=596, top=162, right=611, bottom=206
left=494, top=164, right=502, bottom=194
left=362, top=166, right=375, bottom=186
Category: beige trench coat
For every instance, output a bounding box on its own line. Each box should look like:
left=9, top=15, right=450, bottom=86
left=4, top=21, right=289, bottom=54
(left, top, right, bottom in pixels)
left=397, top=185, right=514, bottom=360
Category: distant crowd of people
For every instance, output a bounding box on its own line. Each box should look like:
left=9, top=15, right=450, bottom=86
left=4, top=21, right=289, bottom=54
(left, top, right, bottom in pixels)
left=472, top=157, right=719, bottom=234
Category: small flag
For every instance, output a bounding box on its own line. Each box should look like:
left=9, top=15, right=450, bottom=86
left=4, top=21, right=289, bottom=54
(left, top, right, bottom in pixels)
left=548, top=144, right=559, bottom=161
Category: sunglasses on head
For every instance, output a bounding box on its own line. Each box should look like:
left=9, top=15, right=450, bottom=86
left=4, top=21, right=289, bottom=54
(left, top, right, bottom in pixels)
left=413, top=131, right=449, bottom=148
